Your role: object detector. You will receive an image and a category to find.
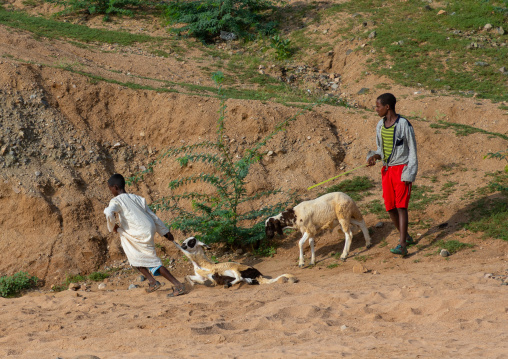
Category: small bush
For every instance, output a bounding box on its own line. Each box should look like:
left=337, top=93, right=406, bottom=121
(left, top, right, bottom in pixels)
left=129, top=72, right=318, bottom=247
left=0, top=272, right=39, bottom=297
left=270, top=34, right=292, bottom=60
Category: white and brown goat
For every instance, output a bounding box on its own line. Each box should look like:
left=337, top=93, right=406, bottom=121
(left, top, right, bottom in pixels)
left=265, top=192, right=372, bottom=267
left=173, top=237, right=297, bottom=288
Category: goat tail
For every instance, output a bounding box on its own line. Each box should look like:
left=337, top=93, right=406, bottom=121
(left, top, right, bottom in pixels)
left=257, top=274, right=299, bottom=285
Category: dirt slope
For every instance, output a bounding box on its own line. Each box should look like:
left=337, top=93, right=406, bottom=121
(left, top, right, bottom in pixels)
left=0, top=4, right=507, bottom=358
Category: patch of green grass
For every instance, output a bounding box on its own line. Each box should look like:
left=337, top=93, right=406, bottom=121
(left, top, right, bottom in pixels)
left=0, top=272, right=39, bottom=297
left=464, top=197, right=508, bottom=241
left=354, top=255, right=370, bottom=262
left=441, top=181, right=458, bottom=196
left=365, top=199, right=389, bottom=219
left=0, top=7, right=162, bottom=45
left=327, top=0, right=508, bottom=102
left=409, top=185, right=441, bottom=211
left=429, top=121, right=508, bottom=141
left=254, top=242, right=277, bottom=257
left=65, top=274, right=87, bottom=284
left=88, top=271, right=110, bottom=282
left=326, top=263, right=339, bottom=269
left=378, top=240, right=388, bottom=248
left=434, top=239, right=474, bottom=254
left=323, top=176, right=375, bottom=201
left=150, top=49, right=172, bottom=58
left=375, top=82, right=392, bottom=90
left=22, top=0, right=39, bottom=7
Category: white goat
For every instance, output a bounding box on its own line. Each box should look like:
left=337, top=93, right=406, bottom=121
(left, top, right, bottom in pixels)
left=265, top=192, right=372, bottom=267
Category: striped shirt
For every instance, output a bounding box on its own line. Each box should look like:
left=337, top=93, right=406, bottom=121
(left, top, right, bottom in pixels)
left=381, top=123, right=395, bottom=161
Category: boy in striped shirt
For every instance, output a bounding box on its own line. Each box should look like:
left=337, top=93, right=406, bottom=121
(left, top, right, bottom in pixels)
left=366, top=93, right=418, bottom=256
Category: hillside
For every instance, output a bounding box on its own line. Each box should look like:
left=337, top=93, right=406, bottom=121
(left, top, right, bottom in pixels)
left=0, top=0, right=507, bottom=357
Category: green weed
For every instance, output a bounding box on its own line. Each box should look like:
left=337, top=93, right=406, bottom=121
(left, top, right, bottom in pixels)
left=270, top=34, right=293, bottom=60
left=409, top=185, right=441, bottom=211
left=88, top=271, right=110, bottom=282
left=254, top=242, right=277, bottom=257
left=0, top=272, right=39, bottom=297
left=354, top=255, right=370, bottom=262
left=366, top=199, right=389, bottom=219
left=326, top=263, right=339, bottom=269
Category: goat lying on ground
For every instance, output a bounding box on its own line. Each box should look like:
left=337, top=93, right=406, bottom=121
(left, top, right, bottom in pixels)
left=265, top=192, right=372, bottom=267
left=173, top=237, right=298, bottom=288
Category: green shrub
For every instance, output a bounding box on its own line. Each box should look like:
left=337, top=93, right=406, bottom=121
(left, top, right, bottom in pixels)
left=129, top=72, right=318, bottom=247
left=0, top=272, right=39, bottom=297
left=164, top=0, right=278, bottom=41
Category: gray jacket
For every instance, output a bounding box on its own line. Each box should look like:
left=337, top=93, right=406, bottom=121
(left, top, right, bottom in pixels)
left=367, top=116, right=418, bottom=182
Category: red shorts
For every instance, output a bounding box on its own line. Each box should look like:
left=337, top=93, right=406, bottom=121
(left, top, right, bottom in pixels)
left=381, top=164, right=412, bottom=211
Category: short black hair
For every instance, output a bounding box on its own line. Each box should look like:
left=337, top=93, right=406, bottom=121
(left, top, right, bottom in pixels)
left=377, top=93, right=397, bottom=111
left=108, top=174, right=125, bottom=190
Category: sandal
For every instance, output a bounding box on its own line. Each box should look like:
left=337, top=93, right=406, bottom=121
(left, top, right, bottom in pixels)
left=145, top=281, right=162, bottom=293
left=390, top=244, right=408, bottom=256
left=167, top=284, right=187, bottom=298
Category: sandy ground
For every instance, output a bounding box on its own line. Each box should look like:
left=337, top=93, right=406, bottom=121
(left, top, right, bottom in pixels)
left=1, top=236, right=508, bottom=359
left=0, top=1, right=507, bottom=358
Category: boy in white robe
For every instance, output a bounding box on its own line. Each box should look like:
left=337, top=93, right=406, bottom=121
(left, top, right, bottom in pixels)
left=104, top=174, right=186, bottom=296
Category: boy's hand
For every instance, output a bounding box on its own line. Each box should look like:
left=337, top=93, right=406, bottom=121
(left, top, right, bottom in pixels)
left=113, top=224, right=119, bottom=233
left=367, top=154, right=381, bottom=166
left=164, top=232, right=174, bottom=242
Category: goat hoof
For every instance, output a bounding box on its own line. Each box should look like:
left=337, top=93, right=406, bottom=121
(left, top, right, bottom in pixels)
left=366, top=244, right=373, bottom=249
left=340, top=258, right=347, bottom=262
left=298, top=264, right=304, bottom=268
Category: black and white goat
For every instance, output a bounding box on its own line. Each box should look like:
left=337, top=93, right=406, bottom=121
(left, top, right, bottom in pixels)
left=265, top=192, right=372, bottom=267
left=173, top=237, right=297, bottom=288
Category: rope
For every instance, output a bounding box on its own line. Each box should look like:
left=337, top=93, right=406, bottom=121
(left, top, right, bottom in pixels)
left=307, top=163, right=372, bottom=190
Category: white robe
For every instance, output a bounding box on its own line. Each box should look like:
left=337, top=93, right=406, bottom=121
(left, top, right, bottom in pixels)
left=104, top=193, right=168, bottom=268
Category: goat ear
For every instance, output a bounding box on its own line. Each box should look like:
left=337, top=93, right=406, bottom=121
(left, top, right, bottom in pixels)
left=274, top=220, right=284, bottom=236
left=197, top=240, right=211, bottom=250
